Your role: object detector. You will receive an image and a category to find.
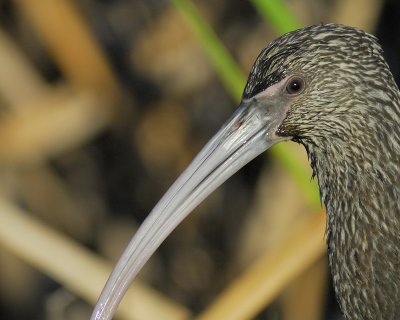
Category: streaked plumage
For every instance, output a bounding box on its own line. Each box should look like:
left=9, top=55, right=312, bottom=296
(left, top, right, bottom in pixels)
left=245, top=24, right=400, bottom=319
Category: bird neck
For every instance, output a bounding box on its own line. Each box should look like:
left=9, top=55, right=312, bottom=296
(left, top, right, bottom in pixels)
left=304, top=118, right=400, bottom=318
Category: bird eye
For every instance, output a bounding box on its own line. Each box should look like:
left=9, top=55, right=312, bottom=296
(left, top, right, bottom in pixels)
left=286, top=76, right=305, bottom=95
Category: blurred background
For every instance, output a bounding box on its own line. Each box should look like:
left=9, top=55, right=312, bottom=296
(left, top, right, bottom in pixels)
left=0, top=0, right=399, bottom=319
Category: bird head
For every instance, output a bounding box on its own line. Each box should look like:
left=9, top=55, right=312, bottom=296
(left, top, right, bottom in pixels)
left=92, top=24, right=396, bottom=320
left=244, top=24, right=392, bottom=148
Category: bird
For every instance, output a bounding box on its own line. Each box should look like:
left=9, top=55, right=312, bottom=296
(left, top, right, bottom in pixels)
left=91, top=23, right=400, bottom=320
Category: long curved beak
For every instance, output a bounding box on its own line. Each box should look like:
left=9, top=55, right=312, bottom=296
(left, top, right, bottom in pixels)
left=91, top=93, right=291, bottom=320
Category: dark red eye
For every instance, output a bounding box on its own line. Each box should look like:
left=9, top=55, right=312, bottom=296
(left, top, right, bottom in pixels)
left=286, top=77, right=305, bottom=95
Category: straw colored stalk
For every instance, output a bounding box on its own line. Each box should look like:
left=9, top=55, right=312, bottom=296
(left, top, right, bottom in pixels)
left=0, top=92, right=111, bottom=166
left=0, top=196, right=190, bottom=320
left=197, top=212, right=326, bottom=320
left=13, top=0, right=122, bottom=101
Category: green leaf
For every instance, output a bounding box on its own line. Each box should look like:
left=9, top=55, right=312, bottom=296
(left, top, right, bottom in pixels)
left=250, top=0, right=302, bottom=35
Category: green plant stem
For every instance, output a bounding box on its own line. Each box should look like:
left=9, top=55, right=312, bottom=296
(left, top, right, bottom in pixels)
left=171, top=0, right=245, bottom=102
left=250, top=0, right=302, bottom=35
left=270, top=144, right=320, bottom=206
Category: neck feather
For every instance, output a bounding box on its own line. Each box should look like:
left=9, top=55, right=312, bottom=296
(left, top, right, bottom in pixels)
left=304, top=115, right=400, bottom=319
